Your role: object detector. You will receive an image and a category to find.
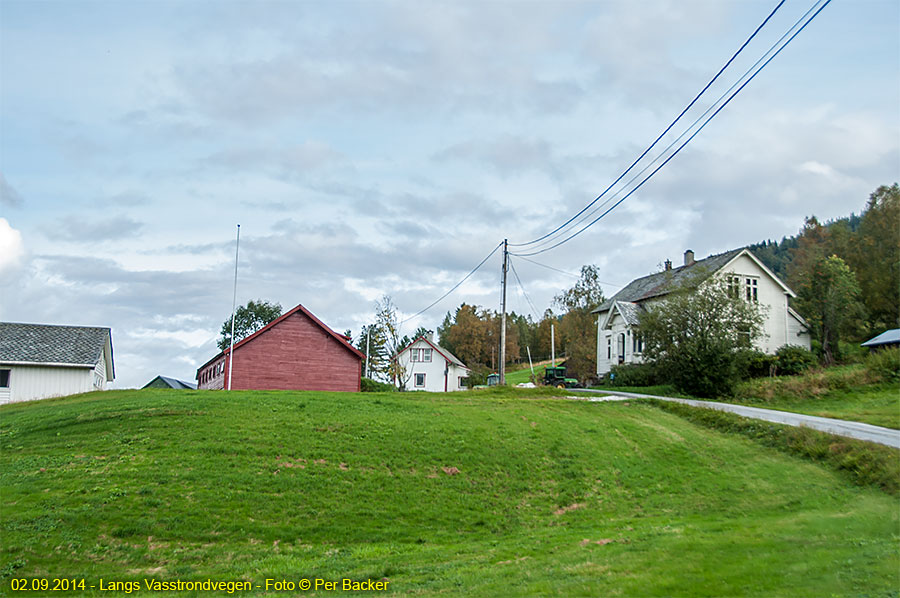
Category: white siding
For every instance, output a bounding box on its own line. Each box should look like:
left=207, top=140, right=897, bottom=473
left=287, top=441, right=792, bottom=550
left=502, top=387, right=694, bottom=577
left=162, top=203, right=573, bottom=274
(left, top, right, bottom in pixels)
left=719, top=253, right=791, bottom=354
left=787, top=310, right=812, bottom=349
left=0, top=365, right=95, bottom=404
left=596, top=250, right=811, bottom=375
left=397, top=340, right=470, bottom=392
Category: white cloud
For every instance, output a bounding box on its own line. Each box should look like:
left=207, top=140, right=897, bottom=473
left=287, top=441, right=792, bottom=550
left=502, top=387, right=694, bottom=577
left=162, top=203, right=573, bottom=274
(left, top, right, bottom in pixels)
left=0, top=219, right=25, bottom=273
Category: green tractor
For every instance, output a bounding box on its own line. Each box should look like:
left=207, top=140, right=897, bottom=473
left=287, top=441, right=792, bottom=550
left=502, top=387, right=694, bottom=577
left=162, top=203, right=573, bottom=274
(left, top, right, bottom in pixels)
left=543, top=366, right=580, bottom=389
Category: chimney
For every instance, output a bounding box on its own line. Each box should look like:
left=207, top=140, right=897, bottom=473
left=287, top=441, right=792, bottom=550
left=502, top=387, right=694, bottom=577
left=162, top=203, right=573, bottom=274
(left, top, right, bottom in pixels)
left=664, top=259, right=672, bottom=271
left=425, top=331, right=434, bottom=342
left=684, top=249, right=695, bottom=266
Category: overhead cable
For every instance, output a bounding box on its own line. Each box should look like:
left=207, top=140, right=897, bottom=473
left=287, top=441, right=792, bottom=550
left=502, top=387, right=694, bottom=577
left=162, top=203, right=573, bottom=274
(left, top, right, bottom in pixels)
left=513, top=0, right=832, bottom=258
left=507, top=256, right=541, bottom=321
left=400, top=241, right=503, bottom=324
left=517, top=0, right=827, bottom=255
left=509, top=0, right=787, bottom=249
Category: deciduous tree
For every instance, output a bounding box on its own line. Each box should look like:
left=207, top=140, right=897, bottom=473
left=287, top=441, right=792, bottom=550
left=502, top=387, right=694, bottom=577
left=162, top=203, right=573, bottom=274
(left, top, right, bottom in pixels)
left=792, top=255, right=865, bottom=365
left=639, top=277, right=765, bottom=397
left=218, top=300, right=282, bottom=350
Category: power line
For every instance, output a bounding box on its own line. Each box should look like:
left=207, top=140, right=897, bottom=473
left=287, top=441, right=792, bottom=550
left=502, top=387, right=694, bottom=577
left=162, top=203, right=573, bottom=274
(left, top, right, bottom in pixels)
left=400, top=241, right=503, bottom=324
left=509, top=0, right=787, bottom=249
left=513, top=0, right=832, bottom=258
left=507, top=256, right=541, bottom=321
left=517, top=0, right=827, bottom=255
left=515, top=255, right=625, bottom=289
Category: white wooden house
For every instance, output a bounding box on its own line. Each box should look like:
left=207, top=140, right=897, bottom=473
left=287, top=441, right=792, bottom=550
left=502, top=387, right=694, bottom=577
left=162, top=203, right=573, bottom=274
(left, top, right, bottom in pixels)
left=594, top=249, right=811, bottom=376
left=394, top=333, right=470, bottom=392
left=0, top=322, right=115, bottom=404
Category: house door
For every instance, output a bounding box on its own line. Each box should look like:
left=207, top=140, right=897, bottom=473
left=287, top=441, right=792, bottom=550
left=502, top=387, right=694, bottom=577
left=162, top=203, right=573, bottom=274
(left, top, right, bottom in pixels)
left=618, top=333, right=626, bottom=364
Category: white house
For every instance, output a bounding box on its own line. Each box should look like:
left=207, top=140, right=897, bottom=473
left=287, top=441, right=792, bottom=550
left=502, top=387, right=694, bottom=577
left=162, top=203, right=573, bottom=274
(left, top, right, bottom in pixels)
left=0, top=322, right=115, bottom=404
left=594, top=248, right=811, bottom=376
left=394, top=333, right=470, bottom=392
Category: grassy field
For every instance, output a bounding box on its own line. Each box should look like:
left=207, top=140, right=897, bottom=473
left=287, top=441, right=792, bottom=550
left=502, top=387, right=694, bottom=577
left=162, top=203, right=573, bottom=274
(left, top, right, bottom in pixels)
left=502, top=360, right=553, bottom=386
left=1, top=387, right=898, bottom=597
left=594, top=366, right=900, bottom=429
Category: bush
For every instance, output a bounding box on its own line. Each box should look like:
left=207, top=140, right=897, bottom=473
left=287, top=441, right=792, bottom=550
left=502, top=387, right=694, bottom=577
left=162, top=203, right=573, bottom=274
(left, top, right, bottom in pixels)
left=865, top=347, right=900, bottom=382
left=735, top=349, right=775, bottom=379
left=467, top=364, right=492, bottom=387
left=360, top=377, right=396, bottom=392
left=774, top=345, right=817, bottom=376
left=607, top=363, right=660, bottom=387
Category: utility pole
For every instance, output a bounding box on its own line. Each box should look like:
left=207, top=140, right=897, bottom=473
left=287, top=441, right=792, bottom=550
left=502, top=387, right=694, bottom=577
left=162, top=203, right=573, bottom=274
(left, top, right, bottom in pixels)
left=499, top=238, right=508, bottom=385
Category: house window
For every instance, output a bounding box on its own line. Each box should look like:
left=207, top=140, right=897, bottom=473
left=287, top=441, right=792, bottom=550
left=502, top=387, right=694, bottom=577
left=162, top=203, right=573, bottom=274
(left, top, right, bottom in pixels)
left=415, top=373, right=426, bottom=388
left=0, top=369, right=10, bottom=388
left=727, top=275, right=741, bottom=299
left=618, top=333, right=626, bottom=364
left=607, top=337, right=612, bottom=360
left=458, top=376, right=467, bottom=389
left=411, top=348, right=432, bottom=362
left=633, top=333, right=644, bottom=354
left=745, top=277, right=758, bottom=302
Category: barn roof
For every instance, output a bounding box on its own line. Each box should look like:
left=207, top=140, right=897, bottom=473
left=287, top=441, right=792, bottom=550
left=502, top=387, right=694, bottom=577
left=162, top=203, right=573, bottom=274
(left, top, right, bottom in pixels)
left=861, top=329, right=900, bottom=348
left=143, top=375, right=197, bottom=389
left=0, top=322, right=113, bottom=375
left=197, top=303, right=364, bottom=371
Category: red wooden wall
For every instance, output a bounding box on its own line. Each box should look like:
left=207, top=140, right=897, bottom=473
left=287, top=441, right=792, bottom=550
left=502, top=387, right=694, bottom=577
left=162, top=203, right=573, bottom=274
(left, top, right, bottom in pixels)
left=224, top=311, right=361, bottom=392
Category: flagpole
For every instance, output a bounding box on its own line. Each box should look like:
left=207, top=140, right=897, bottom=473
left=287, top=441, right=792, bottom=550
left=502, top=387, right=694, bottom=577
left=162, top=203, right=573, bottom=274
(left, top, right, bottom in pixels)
left=227, top=224, right=240, bottom=391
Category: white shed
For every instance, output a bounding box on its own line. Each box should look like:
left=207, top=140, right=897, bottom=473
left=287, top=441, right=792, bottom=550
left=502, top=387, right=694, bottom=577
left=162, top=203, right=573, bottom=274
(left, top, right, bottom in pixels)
left=0, top=322, right=115, bottom=404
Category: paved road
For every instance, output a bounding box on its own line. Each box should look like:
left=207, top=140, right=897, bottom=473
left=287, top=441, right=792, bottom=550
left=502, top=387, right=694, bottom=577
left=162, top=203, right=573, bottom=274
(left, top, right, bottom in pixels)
left=570, top=389, right=900, bottom=449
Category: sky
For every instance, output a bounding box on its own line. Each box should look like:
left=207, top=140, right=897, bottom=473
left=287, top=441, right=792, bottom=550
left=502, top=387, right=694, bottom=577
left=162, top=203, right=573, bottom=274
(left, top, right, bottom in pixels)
left=1, top=0, right=897, bottom=388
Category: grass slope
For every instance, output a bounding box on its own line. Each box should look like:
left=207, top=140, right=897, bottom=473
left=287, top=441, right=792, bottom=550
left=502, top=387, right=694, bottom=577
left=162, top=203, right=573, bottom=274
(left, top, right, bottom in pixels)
left=1, top=388, right=897, bottom=597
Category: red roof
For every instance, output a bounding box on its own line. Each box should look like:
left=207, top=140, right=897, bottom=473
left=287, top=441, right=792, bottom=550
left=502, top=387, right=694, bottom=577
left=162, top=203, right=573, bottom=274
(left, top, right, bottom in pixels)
left=198, top=303, right=363, bottom=371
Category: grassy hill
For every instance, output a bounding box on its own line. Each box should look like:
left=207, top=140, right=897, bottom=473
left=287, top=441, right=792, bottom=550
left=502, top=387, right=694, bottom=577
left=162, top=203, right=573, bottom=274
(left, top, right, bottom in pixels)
left=1, top=388, right=897, bottom=596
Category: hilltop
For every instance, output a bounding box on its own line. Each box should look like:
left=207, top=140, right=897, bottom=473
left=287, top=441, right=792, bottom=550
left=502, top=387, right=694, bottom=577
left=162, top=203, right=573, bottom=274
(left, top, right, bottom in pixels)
left=1, top=388, right=897, bottom=596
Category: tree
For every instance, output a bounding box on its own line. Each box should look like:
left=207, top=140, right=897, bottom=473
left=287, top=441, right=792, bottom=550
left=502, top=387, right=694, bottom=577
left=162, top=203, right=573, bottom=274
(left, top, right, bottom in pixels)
left=373, top=295, right=414, bottom=390
left=218, top=300, right=282, bottom=350
left=852, top=184, right=899, bottom=331
left=553, top=265, right=605, bottom=382
left=639, top=277, right=765, bottom=397
left=357, top=323, right=389, bottom=380
left=792, top=255, right=865, bottom=365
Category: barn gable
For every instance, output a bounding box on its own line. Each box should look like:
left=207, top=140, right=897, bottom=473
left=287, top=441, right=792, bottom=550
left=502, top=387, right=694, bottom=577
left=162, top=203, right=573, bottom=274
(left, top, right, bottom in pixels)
left=196, top=304, right=363, bottom=392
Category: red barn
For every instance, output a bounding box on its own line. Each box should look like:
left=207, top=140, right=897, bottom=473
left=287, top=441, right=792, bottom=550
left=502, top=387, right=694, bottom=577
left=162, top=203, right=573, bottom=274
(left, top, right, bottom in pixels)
left=196, top=304, right=363, bottom=392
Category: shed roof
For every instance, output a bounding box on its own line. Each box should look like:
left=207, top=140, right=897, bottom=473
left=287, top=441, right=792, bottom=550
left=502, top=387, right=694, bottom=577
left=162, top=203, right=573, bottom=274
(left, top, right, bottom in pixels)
left=0, top=322, right=113, bottom=373
left=861, top=329, right=900, bottom=347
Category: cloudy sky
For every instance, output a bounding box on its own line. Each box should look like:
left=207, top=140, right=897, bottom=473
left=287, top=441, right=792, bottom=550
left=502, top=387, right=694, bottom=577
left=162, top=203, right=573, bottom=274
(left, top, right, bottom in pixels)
left=1, top=0, right=897, bottom=388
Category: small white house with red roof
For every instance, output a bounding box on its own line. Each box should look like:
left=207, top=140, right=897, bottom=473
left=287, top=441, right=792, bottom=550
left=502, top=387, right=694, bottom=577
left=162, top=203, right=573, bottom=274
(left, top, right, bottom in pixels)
left=394, top=333, right=470, bottom=392
left=196, top=303, right=364, bottom=392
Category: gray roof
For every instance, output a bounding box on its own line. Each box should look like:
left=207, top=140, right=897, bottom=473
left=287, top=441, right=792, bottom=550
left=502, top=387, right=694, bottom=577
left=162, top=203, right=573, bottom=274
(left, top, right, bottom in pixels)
left=611, top=301, right=642, bottom=326
left=861, top=329, right=900, bottom=347
left=592, top=248, right=744, bottom=314
left=0, top=322, right=112, bottom=367
left=143, top=375, right=197, bottom=389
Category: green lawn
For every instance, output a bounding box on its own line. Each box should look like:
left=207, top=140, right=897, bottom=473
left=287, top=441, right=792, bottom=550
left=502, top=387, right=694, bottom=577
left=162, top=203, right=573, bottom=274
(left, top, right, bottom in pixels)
left=1, top=388, right=898, bottom=596
left=594, top=375, right=900, bottom=430
left=730, top=383, right=900, bottom=429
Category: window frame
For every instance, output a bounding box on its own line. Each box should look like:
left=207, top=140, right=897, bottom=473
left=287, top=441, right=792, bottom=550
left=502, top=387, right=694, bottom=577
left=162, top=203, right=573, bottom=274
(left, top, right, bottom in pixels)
left=415, top=373, right=426, bottom=388
left=0, top=368, right=10, bottom=388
